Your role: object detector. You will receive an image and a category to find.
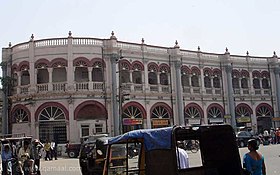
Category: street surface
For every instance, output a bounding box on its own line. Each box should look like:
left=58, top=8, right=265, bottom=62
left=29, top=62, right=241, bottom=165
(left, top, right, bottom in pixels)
left=39, top=144, right=280, bottom=175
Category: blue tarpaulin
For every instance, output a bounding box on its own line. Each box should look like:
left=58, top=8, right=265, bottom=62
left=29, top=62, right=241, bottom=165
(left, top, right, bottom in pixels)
left=108, top=127, right=173, bottom=151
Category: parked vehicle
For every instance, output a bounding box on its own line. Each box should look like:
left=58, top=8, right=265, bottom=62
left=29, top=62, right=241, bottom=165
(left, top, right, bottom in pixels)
left=236, top=131, right=260, bottom=147
left=65, top=142, right=81, bottom=158
left=79, top=135, right=109, bottom=175
left=102, top=124, right=247, bottom=175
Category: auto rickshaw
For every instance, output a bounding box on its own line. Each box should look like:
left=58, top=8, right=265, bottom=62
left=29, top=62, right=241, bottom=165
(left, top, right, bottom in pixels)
left=0, top=136, right=33, bottom=175
left=102, top=124, right=246, bottom=175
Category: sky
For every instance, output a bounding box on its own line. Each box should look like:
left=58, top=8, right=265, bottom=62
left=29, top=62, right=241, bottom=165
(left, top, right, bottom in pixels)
left=1, top=0, right=280, bottom=61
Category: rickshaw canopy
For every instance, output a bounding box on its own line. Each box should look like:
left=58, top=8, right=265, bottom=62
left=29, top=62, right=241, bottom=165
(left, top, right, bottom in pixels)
left=108, top=127, right=173, bottom=151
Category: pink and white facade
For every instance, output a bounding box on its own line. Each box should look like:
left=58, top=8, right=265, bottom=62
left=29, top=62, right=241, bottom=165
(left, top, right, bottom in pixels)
left=2, top=32, right=280, bottom=143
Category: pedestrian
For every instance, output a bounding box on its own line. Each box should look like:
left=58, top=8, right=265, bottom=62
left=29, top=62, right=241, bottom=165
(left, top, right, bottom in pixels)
left=18, top=140, right=34, bottom=174
left=1, top=144, right=13, bottom=175
left=176, top=141, right=189, bottom=169
left=276, top=128, right=280, bottom=144
left=243, top=139, right=266, bottom=175
left=31, top=139, right=44, bottom=175
left=50, top=140, right=58, bottom=160
left=270, top=128, right=276, bottom=144
left=44, top=140, right=51, bottom=161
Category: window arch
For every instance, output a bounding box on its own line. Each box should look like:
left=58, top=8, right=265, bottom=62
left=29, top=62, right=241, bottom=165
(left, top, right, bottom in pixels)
left=185, top=103, right=203, bottom=119
left=262, top=78, right=269, bottom=89
left=12, top=108, right=29, bottom=123
left=151, top=104, right=171, bottom=119
left=204, top=76, right=211, bottom=88
left=213, top=77, right=220, bottom=88
left=232, top=78, right=239, bottom=88
left=241, top=78, right=248, bottom=88
left=191, top=75, right=199, bottom=87
left=253, top=78, right=260, bottom=89
left=132, top=62, right=143, bottom=84
left=92, top=61, right=104, bottom=82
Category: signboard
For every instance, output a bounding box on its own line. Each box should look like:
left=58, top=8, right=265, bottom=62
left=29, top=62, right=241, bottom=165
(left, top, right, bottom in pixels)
left=123, top=118, right=142, bottom=125
left=152, top=119, right=169, bottom=126
left=224, top=115, right=231, bottom=119
left=209, top=118, right=224, bottom=123
left=237, top=116, right=251, bottom=123
left=272, top=117, right=280, bottom=121
left=187, top=118, right=201, bottom=125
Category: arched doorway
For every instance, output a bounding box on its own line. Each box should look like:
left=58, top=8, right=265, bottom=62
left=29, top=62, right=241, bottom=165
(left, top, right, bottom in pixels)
left=122, top=102, right=146, bottom=132
left=207, top=103, right=224, bottom=124
left=37, top=104, right=68, bottom=144
left=185, top=103, right=203, bottom=126
left=74, top=101, right=107, bottom=137
left=256, top=103, right=273, bottom=133
left=235, top=104, right=252, bottom=128
left=150, top=102, right=172, bottom=128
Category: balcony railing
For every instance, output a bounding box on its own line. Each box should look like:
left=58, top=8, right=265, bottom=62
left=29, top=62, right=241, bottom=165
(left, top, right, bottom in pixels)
left=149, top=85, right=159, bottom=92
left=53, top=83, right=66, bottom=92
left=134, top=84, right=143, bottom=92
left=92, top=82, right=104, bottom=90
left=37, top=84, right=48, bottom=93
left=76, top=82, right=89, bottom=91
left=20, top=85, right=30, bottom=94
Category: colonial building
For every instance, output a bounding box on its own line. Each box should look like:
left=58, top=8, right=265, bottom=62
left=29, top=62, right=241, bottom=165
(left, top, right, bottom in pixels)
left=2, top=31, right=280, bottom=143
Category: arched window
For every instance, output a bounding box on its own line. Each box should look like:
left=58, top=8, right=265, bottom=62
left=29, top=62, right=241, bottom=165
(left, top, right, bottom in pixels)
left=262, top=79, right=269, bottom=89
left=160, top=73, right=168, bottom=85
left=75, top=67, right=88, bottom=82
left=21, top=70, right=30, bottom=85
left=120, top=62, right=130, bottom=83
left=208, top=106, right=222, bottom=118
left=232, top=78, right=239, bottom=88
left=151, top=106, right=170, bottom=119
left=148, top=72, right=157, bottom=85
left=185, top=106, right=202, bottom=118
left=92, top=61, right=104, bottom=82
left=13, top=108, right=29, bottom=123
left=132, top=71, right=142, bottom=84
left=241, top=78, right=248, bottom=88
left=181, top=74, right=189, bottom=87
left=213, top=77, right=220, bottom=88
left=256, top=106, right=272, bottom=117
left=122, top=106, right=143, bottom=119
left=204, top=76, right=211, bottom=88
left=191, top=75, right=199, bottom=87
left=52, top=67, right=67, bottom=82
left=253, top=79, right=260, bottom=89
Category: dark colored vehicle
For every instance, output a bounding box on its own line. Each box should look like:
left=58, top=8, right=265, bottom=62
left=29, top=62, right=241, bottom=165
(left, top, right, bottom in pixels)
left=79, top=136, right=109, bottom=175
left=236, top=131, right=260, bottom=147
left=103, top=124, right=247, bottom=175
left=65, top=142, right=81, bottom=158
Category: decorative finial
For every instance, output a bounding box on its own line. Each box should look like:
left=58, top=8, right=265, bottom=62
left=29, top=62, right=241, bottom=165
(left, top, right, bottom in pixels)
left=8, top=42, right=12, bottom=47
left=68, top=31, right=72, bottom=37
left=246, top=51, right=249, bottom=56
left=110, top=31, right=117, bottom=40
left=225, top=47, right=230, bottom=54
left=198, top=46, right=200, bottom=51
left=141, top=38, right=145, bottom=44
left=30, top=34, right=34, bottom=41
left=174, top=40, right=180, bottom=48
left=273, top=51, right=277, bottom=57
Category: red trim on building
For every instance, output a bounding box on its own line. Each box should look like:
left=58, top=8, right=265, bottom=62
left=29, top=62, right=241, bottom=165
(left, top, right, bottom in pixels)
left=122, top=101, right=147, bottom=119
left=35, top=102, right=69, bottom=121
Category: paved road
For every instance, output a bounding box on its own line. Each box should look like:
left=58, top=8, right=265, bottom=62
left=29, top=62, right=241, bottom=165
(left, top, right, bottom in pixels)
left=40, top=144, right=280, bottom=175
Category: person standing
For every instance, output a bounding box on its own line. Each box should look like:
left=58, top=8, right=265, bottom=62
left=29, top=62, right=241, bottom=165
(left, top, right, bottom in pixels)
left=50, top=140, right=58, bottom=160
left=176, top=141, right=189, bottom=169
left=31, top=139, right=44, bottom=175
left=44, top=140, right=51, bottom=161
left=1, top=144, right=13, bottom=175
left=243, top=139, right=266, bottom=175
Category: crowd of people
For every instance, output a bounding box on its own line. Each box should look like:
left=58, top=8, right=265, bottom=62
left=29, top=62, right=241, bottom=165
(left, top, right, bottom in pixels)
left=1, top=138, right=58, bottom=175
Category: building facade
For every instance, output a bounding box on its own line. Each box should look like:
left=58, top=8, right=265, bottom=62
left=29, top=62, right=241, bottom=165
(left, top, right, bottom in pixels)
left=2, top=32, right=280, bottom=143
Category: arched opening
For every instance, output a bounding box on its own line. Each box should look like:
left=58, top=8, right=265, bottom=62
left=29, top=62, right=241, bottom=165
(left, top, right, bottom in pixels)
left=256, top=104, right=273, bottom=133
left=185, top=103, right=203, bottom=125
left=151, top=103, right=172, bottom=128
left=38, top=106, right=67, bottom=144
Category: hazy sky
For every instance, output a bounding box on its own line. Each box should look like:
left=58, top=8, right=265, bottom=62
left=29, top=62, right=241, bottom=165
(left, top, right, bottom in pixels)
left=1, top=0, right=280, bottom=58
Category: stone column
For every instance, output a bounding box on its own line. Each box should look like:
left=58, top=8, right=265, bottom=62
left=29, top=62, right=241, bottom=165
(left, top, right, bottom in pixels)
left=225, top=64, right=236, bottom=128
left=67, top=34, right=74, bottom=91
left=143, top=59, right=151, bottom=129
left=88, top=67, right=93, bottom=90
left=274, top=67, right=280, bottom=118
left=29, top=36, right=36, bottom=93
left=175, top=60, right=184, bottom=125
left=48, top=68, right=53, bottom=91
